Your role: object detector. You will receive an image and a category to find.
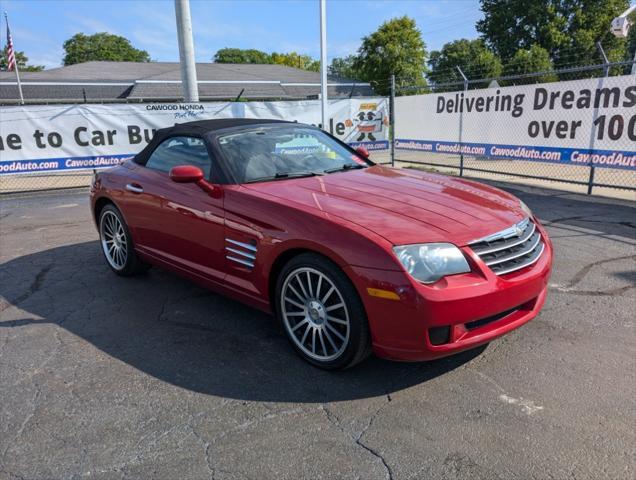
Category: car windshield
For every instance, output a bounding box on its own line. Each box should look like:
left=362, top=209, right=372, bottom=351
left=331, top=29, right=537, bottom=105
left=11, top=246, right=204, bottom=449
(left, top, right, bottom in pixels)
left=217, top=125, right=368, bottom=184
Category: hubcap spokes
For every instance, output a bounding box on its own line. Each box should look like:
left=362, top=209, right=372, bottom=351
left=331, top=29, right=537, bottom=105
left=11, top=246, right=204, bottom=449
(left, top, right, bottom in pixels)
left=100, top=211, right=127, bottom=270
left=281, top=267, right=350, bottom=362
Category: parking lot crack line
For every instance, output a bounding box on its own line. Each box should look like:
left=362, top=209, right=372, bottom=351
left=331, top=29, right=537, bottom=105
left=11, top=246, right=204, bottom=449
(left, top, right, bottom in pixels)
left=1, top=382, right=42, bottom=470
left=321, top=397, right=394, bottom=480
left=1, top=264, right=53, bottom=314
left=354, top=438, right=394, bottom=480
left=206, top=407, right=306, bottom=449
left=93, top=412, right=212, bottom=478
left=190, top=419, right=216, bottom=479
left=550, top=284, right=635, bottom=296
left=549, top=254, right=636, bottom=296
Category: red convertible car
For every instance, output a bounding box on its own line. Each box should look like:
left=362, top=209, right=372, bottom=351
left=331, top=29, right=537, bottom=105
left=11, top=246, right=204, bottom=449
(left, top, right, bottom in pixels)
left=90, top=119, right=552, bottom=369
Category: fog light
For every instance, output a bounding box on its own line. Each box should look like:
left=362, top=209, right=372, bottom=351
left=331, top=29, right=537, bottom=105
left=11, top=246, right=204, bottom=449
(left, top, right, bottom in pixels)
left=428, top=326, right=450, bottom=345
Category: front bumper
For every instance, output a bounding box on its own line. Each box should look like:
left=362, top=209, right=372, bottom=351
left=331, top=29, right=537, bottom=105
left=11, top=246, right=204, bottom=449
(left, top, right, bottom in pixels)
left=345, top=219, right=553, bottom=362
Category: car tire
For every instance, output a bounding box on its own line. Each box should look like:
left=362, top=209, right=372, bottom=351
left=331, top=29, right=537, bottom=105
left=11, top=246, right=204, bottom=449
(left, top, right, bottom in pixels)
left=98, top=204, right=149, bottom=276
left=275, top=253, right=372, bottom=370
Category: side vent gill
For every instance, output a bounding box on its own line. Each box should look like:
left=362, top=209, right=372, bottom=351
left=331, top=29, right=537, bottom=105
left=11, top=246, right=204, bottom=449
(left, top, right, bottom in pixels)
left=225, top=238, right=257, bottom=269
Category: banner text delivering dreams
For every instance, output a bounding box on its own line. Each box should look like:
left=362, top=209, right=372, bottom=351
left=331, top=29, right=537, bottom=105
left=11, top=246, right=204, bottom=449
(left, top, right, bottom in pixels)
left=436, top=85, right=636, bottom=119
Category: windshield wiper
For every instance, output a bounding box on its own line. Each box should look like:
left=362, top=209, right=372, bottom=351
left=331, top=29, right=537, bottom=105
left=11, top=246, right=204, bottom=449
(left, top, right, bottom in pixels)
left=244, top=171, right=323, bottom=184
left=323, top=163, right=366, bottom=174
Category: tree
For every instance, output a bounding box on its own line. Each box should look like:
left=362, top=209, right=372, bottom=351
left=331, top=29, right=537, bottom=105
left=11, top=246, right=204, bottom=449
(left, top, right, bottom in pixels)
left=477, top=0, right=630, bottom=68
left=271, top=52, right=320, bottom=72
left=328, top=55, right=360, bottom=79
left=477, top=0, right=567, bottom=61
left=214, top=48, right=272, bottom=64
left=563, top=0, right=631, bottom=67
left=1, top=47, right=44, bottom=71
left=63, top=33, right=150, bottom=65
left=213, top=48, right=320, bottom=71
left=504, top=45, right=558, bottom=84
left=428, top=39, right=502, bottom=87
left=353, top=16, right=428, bottom=95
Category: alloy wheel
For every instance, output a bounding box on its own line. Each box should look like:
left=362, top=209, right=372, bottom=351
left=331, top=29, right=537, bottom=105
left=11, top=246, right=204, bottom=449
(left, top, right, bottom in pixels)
left=100, top=210, right=128, bottom=270
left=281, top=267, right=350, bottom=362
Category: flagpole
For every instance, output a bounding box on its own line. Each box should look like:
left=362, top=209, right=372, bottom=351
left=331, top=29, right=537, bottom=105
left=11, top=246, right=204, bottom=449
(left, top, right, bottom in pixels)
left=14, top=53, right=24, bottom=105
left=4, top=12, right=24, bottom=105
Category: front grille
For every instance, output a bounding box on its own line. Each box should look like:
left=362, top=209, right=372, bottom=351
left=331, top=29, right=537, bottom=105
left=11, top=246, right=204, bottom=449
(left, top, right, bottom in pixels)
left=469, top=218, right=544, bottom=275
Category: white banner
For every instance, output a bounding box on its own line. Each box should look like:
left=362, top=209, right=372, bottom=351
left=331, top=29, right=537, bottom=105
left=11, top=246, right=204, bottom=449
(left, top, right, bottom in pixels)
left=0, top=98, right=389, bottom=175
left=395, top=74, right=636, bottom=170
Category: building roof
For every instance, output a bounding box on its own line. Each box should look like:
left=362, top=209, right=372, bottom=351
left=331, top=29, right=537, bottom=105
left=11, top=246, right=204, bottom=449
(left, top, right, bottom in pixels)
left=0, top=61, right=374, bottom=104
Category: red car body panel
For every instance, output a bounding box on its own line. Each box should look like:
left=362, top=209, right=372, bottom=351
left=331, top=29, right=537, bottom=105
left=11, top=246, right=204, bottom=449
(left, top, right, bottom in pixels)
left=244, top=166, right=527, bottom=246
left=91, top=159, right=552, bottom=362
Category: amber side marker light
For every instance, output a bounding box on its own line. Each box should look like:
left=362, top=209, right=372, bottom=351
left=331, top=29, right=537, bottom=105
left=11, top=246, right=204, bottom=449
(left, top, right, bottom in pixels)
left=367, top=288, right=401, bottom=301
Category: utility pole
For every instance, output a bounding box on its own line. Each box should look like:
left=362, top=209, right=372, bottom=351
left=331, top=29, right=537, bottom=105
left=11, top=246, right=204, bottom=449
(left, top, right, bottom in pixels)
left=174, top=0, right=199, bottom=102
left=319, top=0, right=328, bottom=130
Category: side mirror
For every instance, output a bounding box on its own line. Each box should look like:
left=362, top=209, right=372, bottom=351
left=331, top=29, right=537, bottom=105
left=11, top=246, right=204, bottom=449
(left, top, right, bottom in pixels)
left=169, top=165, right=221, bottom=198
left=355, top=146, right=370, bottom=159
left=169, top=165, right=204, bottom=183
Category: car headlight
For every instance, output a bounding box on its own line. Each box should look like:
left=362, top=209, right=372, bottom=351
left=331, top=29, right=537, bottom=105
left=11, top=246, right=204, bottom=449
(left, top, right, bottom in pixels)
left=519, top=199, right=533, bottom=218
left=393, top=243, right=470, bottom=284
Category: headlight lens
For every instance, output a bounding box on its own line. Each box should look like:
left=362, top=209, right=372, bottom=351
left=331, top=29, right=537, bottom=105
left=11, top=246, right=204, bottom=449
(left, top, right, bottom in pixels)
left=519, top=200, right=533, bottom=218
left=393, top=243, right=470, bottom=284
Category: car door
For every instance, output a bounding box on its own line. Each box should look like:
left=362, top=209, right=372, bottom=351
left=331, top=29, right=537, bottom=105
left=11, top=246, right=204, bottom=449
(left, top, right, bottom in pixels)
left=121, top=136, right=226, bottom=283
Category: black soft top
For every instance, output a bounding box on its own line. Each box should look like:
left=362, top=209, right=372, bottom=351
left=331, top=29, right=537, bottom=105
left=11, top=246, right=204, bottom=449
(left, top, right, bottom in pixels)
left=168, top=118, right=294, bottom=134
left=134, top=118, right=295, bottom=165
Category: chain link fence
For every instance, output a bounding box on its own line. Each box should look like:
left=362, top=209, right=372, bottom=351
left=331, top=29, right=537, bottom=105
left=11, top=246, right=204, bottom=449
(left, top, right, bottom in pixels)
left=1, top=51, right=635, bottom=198
left=387, top=52, right=636, bottom=199
left=0, top=171, right=94, bottom=194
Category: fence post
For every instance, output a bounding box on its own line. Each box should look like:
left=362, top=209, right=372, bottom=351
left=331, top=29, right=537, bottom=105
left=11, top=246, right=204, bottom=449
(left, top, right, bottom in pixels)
left=456, top=66, right=468, bottom=177
left=597, top=41, right=610, bottom=77
left=587, top=42, right=610, bottom=194
left=390, top=74, right=396, bottom=167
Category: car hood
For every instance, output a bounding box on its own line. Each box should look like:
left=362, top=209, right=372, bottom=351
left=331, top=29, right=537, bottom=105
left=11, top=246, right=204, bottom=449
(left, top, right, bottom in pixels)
left=243, top=166, right=527, bottom=246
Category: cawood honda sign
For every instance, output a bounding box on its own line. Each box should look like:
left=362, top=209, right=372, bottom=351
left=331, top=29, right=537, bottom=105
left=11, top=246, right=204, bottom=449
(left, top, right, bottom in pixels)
left=395, top=74, right=636, bottom=170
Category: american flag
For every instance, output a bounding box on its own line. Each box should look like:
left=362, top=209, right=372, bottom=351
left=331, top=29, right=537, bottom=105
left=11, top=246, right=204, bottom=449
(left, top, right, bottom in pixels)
left=5, top=16, right=16, bottom=71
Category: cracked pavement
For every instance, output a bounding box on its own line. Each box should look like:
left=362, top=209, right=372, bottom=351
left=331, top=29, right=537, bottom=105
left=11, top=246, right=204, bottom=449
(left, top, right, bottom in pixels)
left=0, top=182, right=634, bottom=480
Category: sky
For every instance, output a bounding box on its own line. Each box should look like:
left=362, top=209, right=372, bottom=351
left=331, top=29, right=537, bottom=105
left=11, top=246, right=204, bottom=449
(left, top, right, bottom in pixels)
left=0, top=0, right=483, bottom=70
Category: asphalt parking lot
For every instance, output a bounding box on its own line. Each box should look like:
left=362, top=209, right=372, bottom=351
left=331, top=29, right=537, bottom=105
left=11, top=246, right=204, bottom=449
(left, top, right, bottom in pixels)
left=1, top=182, right=635, bottom=480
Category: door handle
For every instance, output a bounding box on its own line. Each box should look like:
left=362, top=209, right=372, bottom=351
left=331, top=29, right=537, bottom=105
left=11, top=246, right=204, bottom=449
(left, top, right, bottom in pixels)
left=126, top=183, right=144, bottom=193
left=175, top=206, right=196, bottom=217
